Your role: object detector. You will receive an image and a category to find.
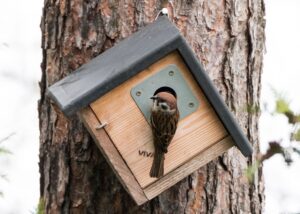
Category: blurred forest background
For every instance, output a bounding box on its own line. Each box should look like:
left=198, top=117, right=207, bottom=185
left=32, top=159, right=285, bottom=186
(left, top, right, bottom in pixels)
left=0, top=0, right=299, bottom=213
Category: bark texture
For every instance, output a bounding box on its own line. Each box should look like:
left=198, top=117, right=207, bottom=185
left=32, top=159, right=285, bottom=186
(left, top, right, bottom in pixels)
left=39, top=0, right=265, bottom=213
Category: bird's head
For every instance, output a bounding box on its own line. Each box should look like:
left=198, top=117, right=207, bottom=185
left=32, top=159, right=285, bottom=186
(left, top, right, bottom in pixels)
left=150, top=92, right=177, bottom=113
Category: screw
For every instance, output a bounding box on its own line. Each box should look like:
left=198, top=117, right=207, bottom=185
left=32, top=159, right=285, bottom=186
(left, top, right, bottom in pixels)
left=95, top=122, right=108, bottom=130
left=169, top=70, right=174, bottom=76
left=188, top=102, right=194, bottom=108
left=136, top=91, right=142, bottom=96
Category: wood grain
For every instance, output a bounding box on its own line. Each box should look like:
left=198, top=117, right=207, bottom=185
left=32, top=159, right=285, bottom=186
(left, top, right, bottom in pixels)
left=90, top=51, right=228, bottom=188
left=143, top=136, right=234, bottom=200
left=78, top=107, right=148, bottom=205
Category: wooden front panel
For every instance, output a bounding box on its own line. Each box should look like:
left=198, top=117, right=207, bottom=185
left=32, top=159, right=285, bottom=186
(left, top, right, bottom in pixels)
left=90, top=51, right=228, bottom=188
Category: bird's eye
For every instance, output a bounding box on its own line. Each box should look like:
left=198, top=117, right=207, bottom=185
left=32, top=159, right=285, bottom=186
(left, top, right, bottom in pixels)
left=161, top=103, right=168, bottom=110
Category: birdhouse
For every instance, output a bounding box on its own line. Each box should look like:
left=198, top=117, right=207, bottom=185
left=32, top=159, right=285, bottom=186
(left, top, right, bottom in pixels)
left=48, top=17, right=252, bottom=205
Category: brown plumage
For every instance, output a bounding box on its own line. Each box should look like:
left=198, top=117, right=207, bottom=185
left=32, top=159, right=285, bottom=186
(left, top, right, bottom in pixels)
left=150, top=91, right=179, bottom=178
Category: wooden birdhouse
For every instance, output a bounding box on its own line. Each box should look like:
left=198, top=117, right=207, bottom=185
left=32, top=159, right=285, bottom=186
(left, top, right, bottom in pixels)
left=48, top=17, right=252, bottom=205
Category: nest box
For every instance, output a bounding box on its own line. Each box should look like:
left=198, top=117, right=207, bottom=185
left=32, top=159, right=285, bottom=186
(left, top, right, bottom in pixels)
left=48, top=17, right=252, bottom=205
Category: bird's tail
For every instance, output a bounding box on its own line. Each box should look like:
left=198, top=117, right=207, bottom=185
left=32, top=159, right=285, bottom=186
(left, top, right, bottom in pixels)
left=150, top=149, right=164, bottom=178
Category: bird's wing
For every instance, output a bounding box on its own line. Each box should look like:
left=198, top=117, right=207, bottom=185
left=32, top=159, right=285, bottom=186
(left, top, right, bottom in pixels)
left=150, top=111, right=177, bottom=152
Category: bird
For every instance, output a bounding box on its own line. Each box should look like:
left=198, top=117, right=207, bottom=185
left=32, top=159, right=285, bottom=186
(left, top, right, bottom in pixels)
left=149, top=91, right=179, bottom=178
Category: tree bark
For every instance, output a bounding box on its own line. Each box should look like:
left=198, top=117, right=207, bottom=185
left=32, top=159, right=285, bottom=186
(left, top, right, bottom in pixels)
left=39, top=0, right=265, bottom=213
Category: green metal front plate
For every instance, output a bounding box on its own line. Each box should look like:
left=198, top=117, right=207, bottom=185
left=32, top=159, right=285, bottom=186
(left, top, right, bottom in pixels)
left=131, top=64, right=199, bottom=122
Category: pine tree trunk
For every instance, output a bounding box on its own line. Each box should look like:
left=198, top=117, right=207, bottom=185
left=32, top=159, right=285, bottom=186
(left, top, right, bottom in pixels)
left=39, top=0, right=265, bottom=213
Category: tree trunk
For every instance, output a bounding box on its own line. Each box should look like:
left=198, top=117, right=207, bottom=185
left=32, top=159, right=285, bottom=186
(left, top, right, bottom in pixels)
left=39, top=0, right=265, bottom=213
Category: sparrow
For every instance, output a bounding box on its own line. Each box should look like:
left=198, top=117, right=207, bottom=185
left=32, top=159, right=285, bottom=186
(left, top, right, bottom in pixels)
left=149, top=91, right=180, bottom=178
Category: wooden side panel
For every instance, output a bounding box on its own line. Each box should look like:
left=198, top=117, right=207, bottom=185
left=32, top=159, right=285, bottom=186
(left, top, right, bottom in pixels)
left=78, top=107, right=148, bottom=205
left=90, top=51, right=228, bottom=188
left=143, top=136, right=234, bottom=200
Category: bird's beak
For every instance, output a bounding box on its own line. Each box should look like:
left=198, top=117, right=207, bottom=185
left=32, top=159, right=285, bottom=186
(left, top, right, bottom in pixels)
left=150, top=96, right=157, bottom=100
